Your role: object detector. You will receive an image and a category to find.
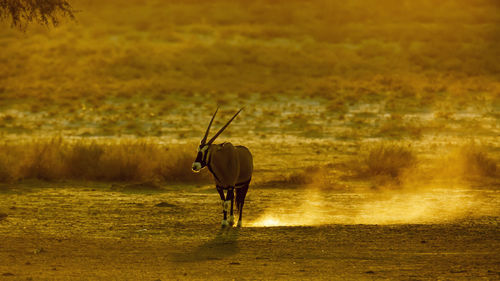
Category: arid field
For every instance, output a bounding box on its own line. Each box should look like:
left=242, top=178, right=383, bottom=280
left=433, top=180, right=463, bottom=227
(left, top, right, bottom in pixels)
left=0, top=0, right=499, bottom=280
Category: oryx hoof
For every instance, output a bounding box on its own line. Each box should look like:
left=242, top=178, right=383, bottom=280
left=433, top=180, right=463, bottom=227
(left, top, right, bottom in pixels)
left=228, top=215, right=235, bottom=226
left=221, top=220, right=229, bottom=227
left=237, top=220, right=242, bottom=227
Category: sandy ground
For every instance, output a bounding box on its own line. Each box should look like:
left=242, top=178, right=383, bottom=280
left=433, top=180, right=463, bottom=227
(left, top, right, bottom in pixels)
left=0, top=185, right=499, bottom=280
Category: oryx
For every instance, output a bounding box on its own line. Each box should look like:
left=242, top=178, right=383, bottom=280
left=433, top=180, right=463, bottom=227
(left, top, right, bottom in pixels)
left=192, top=107, right=253, bottom=227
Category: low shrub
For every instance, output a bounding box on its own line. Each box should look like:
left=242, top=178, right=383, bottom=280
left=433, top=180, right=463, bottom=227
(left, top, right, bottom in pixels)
left=453, top=145, right=497, bottom=179
left=363, top=144, right=417, bottom=178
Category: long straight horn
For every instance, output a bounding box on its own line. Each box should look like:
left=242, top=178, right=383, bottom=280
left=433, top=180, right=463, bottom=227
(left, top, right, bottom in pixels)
left=201, top=107, right=219, bottom=145
left=207, top=108, right=243, bottom=144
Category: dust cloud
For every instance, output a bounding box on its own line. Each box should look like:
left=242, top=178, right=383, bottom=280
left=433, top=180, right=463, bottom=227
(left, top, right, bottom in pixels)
left=248, top=184, right=498, bottom=227
left=249, top=146, right=499, bottom=227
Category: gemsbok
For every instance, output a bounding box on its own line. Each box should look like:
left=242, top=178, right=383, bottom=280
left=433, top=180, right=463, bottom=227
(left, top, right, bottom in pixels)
left=192, top=107, right=253, bottom=227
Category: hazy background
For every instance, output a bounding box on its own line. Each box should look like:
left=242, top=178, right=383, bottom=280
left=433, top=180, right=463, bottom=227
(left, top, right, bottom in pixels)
left=0, top=0, right=499, bottom=224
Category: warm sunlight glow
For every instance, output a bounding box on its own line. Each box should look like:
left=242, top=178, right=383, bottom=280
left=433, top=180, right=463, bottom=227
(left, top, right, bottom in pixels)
left=0, top=0, right=498, bottom=278
left=251, top=217, right=285, bottom=227
left=249, top=186, right=497, bottom=227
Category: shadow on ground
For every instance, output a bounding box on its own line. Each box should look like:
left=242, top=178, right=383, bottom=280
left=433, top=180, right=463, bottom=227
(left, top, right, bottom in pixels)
left=171, top=228, right=240, bottom=262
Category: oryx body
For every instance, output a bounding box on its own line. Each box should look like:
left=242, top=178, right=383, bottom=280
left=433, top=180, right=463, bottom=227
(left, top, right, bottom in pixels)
left=192, top=108, right=253, bottom=227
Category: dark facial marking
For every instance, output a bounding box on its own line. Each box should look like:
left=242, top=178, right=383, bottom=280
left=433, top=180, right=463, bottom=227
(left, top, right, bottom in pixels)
left=195, top=151, right=203, bottom=163
left=194, top=145, right=209, bottom=167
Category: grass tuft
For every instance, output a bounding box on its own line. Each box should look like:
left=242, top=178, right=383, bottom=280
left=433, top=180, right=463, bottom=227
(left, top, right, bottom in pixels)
left=283, top=167, right=321, bottom=185
left=444, top=145, right=498, bottom=181
left=362, top=144, right=417, bottom=179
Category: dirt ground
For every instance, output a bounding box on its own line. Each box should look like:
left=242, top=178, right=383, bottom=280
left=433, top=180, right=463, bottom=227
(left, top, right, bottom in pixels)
left=1, top=184, right=498, bottom=280
left=1, top=1, right=499, bottom=279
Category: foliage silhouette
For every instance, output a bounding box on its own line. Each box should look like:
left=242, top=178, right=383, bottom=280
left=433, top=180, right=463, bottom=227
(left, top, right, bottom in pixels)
left=0, top=0, right=74, bottom=28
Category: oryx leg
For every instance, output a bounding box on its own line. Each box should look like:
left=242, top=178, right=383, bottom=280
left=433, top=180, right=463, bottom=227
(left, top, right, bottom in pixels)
left=216, top=186, right=229, bottom=227
left=226, top=187, right=235, bottom=226
left=235, top=184, right=249, bottom=227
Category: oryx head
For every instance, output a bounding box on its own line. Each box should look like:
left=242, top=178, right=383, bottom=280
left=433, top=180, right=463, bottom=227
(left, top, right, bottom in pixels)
left=192, top=107, right=243, bottom=172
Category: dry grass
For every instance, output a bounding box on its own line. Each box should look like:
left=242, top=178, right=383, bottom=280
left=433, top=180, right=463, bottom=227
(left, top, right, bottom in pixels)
left=282, top=167, right=322, bottom=186
left=0, top=0, right=497, bottom=145
left=459, top=146, right=498, bottom=178
left=439, top=144, right=498, bottom=182
left=1, top=0, right=498, bottom=103
left=377, top=114, right=423, bottom=139
left=261, top=142, right=498, bottom=190
left=360, top=144, right=417, bottom=182
left=0, top=0, right=498, bottom=189
left=260, top=166, right=328, bottom=188
left=263, top=164, right=347, bottom=190
left=0, top=138, right=210, bottom=184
